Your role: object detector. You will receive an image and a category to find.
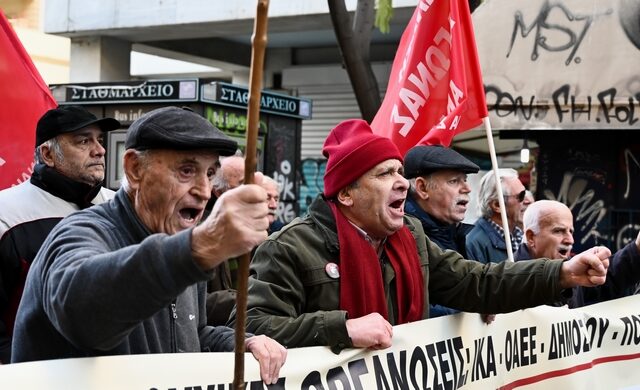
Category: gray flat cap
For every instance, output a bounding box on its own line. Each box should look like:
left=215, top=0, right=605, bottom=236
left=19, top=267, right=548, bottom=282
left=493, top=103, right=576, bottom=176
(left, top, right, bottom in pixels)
left=125, top=106, right=237, bottom=155
left=404, top=145, right=480, bottom=179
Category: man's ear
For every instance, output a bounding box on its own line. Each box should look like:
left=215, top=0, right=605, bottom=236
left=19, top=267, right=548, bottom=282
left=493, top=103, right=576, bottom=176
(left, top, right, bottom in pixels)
left=336, top=187, right=354, bottom=207
left=123, top=150, right=144, bottom=191
left=414, top=176, right=429, bottom=200
left=490, top=199, right=502, bottom=214
left=39, top=144, right=56, bottom=167
left=525, top=229, right=536, bottom=247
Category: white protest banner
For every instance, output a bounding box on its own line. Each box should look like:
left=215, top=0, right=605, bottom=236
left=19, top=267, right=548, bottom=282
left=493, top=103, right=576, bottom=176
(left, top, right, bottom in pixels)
left=2, top=295, right=640, bottom=389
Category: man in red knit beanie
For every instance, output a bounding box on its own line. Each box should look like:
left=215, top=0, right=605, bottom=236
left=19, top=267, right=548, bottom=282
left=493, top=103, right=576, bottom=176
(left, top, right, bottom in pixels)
left=231, top=119, right=611, bottom=353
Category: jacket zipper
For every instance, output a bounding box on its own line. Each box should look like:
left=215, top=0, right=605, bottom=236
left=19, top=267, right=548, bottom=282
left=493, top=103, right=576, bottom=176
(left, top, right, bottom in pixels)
left=170, top=301, right=178, bottom=353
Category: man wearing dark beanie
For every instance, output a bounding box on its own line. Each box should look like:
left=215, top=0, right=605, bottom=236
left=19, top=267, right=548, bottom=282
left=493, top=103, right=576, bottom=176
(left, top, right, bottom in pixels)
left=233, top=119, right=612, bottom=353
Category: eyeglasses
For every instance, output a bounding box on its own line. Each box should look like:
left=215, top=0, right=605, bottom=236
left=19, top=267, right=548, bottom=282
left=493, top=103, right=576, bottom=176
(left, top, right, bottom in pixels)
left=504, top=190, right=526, bottom=202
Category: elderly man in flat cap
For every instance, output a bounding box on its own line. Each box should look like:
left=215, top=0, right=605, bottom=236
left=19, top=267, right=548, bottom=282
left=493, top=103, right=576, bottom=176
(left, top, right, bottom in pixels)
left=230, top=119, right=611, bottom=353
left=404, top=145, right=480, bottom=258
left=12, top=107, right=286, bottom=384
left=403, top=145, right=480, bottom=318
left=0, top=105, right=119, bottom=363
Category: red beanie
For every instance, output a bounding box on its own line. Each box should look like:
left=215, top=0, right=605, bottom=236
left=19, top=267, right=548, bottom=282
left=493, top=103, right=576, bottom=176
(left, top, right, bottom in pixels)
left=322, top=119, right=403, bottom=198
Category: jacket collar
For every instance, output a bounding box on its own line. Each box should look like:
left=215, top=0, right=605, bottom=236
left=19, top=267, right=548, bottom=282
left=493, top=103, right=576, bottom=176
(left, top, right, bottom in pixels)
left=475, top=217, right=508, bottom=250
left=307, top=195, right=340, bottom=254
left=515, top=243, right=532, bottom=261
left=112, top=188, right=154, bottom=243
left=30, top=163, right=102, bottom=209
left=405, top=194, right=459, bottom=250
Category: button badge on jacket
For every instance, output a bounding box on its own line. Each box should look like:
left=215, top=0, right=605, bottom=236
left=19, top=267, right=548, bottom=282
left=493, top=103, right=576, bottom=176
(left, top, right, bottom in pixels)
left=325, top=262, right=340, bottom=279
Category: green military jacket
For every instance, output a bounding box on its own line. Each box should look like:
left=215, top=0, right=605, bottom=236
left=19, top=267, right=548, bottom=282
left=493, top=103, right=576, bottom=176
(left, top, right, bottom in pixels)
left=233, top=195, right=565, bottom=352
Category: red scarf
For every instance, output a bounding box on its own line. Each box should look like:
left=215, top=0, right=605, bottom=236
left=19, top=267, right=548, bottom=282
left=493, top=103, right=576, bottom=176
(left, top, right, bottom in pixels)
left=329, top=202, right=424, bottom=324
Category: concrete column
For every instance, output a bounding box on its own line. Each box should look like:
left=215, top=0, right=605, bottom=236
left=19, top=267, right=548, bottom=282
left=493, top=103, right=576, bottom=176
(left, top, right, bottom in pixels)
left=231, top=70, right=250, bottom=87
left=264, top=48, right=291, bottom=89
left=70, top=36, right=131, bottom=82
left=231, top=47, right=291, bottom=89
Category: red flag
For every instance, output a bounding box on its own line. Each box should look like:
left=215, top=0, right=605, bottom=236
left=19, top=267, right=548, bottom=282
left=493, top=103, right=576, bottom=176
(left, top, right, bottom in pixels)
left=0, top=11, right=57, bottom=190
left=371, top=0, right=487, bottom=154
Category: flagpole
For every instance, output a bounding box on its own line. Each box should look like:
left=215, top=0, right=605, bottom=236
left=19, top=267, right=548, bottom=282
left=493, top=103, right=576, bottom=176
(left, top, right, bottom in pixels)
left=482, top=117, right=514, bottom=262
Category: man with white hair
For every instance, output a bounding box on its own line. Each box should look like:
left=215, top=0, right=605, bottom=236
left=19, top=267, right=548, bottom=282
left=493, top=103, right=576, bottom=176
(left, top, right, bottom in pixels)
left=260, top=175, right=284, bottom=234
left=517, top=200, right=575, bottom=261
left=466, top=168, right=532, bottom=263
left=212, top=155, right=245, bottom=196
left=518, top=199, right=640, bottom=307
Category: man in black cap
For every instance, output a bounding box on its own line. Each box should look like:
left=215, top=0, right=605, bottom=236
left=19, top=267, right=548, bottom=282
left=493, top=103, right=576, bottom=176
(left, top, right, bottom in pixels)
left=0, top=105, right=120, bottom=363
left=403, top=145, right=480, bottom=257
left=12, top=107, right=287, bottom=384
left=403, top=145, right=481, bottom=318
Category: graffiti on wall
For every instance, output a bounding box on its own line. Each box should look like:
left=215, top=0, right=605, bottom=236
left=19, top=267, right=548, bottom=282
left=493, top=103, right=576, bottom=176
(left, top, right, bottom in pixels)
left=542, top=171, right=609, bottom=246
left=485, top=83, right=640, bottom=127
left=617, top=0, right=640, bottom=50
left=507, top=1, right=613, bottom=66
left=476, top=0, right=640, bottom=130
left=298, top=158, right=326, bottom=216
left=537, top=144, right=640, bottom=252
left=272, top=159, right=297, bottom=223
left=266, top=118, right=299, bottom=224
left=614, top=147, right=640, bottom=248
left=536, top=144, right=614, bottom=251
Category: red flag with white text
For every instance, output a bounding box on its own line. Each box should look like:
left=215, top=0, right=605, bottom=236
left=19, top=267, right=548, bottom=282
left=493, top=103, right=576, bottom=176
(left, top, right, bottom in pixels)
left=371, top=0, right=487, bottom=154
left=0, top=11, right=57, bottom=190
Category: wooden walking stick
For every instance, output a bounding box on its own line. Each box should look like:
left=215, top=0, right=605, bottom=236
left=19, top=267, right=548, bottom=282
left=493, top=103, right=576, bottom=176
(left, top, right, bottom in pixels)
left=233, top=0, right=269, bottom=388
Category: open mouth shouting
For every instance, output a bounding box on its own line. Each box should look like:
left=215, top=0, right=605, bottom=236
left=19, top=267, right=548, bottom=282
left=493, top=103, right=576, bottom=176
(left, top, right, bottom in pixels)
left=178, top=207, right=204, bottom=228
left=557, top=246, right=572, bottom=259
left=456, top=198, right=469, bottom=209
left=388, top=197, right=405, bottom=217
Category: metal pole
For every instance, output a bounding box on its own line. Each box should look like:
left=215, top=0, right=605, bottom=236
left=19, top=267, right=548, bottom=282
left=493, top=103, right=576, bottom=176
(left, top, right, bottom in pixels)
left=234, top=0, right=269, bottom=388
left=483, top=117, right=514, bottom=262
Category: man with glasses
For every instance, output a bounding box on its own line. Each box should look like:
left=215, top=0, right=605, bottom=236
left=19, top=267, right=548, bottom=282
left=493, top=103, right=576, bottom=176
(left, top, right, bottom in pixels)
left=466, top=168, right=532, bottom=263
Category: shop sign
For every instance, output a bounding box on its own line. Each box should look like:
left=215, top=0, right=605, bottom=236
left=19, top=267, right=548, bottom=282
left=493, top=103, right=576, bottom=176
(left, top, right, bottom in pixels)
left=50, top=79, right=199, bottom=104
left=202, top=82, right=312, bottom=119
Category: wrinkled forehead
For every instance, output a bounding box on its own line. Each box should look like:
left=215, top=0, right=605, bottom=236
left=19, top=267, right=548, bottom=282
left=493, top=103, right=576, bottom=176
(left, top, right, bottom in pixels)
left=503, top=176, right=524, bottom=192
left=430, top=169, right=468, bottom=180
left=149, top=148, right=220, bottom=164
left=540, top=208, right=574, bottom=228
left=261, top=180, right=279, bottom=193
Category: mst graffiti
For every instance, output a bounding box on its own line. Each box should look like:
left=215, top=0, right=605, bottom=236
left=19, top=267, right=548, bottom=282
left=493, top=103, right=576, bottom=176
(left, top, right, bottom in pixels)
left=507, top=1, right=613, bottom=65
